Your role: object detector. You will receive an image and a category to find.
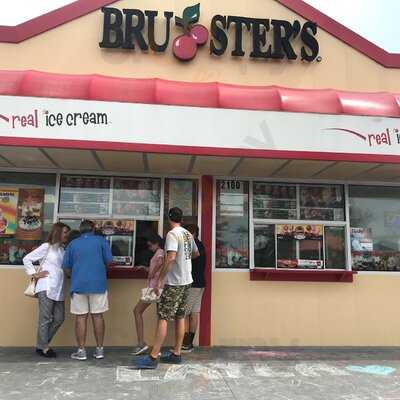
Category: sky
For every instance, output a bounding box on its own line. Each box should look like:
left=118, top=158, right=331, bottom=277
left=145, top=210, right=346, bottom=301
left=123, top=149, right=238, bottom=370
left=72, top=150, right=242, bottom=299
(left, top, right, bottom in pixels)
left=1, top=0, right=399, bottom=53
left=304, top=0, right=400, bottom=52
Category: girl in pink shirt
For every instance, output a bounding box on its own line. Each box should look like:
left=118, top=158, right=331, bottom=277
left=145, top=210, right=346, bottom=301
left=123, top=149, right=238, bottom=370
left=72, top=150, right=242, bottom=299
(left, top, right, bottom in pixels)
left=132, top=234, right=164, bottom=356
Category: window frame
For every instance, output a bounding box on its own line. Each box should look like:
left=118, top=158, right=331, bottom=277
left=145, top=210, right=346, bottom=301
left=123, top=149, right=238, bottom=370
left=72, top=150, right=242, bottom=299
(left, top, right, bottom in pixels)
left=251, top=182, right=346, bottom=271
left=214, top=176, right=400, bottom=273
left=214, top=179, right=250, bottom=270
left=0, top=169, right=201, bottom=269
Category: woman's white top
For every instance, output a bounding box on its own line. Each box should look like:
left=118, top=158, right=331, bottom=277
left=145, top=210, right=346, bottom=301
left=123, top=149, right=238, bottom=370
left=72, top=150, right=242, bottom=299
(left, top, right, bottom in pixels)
left=23, top=243, right=65, bottom=301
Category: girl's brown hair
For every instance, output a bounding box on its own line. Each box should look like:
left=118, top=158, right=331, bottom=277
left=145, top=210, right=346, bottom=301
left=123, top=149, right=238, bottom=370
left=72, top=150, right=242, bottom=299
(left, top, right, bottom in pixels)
left=47, top=222, right=70, bottom=245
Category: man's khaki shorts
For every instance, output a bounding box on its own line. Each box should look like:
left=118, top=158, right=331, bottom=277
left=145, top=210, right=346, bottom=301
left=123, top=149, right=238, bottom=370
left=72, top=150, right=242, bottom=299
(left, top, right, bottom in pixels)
left=70, top=291, right=109, bottom=315
left=186, top=287, right=205, bottom=315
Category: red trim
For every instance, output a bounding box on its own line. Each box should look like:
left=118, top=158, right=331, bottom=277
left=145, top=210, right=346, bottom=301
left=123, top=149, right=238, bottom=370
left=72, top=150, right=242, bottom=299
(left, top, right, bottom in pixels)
left=2, top=136, right=400, bottom=164
left=107, top=267, right=148, bottom=279
left=276, top=0, right=400, bottom=68
left=199, top=175, right=213, bottom=346
left=250, top=269, right=357, bottom=282
left=0, top=0, right=118, bottom=43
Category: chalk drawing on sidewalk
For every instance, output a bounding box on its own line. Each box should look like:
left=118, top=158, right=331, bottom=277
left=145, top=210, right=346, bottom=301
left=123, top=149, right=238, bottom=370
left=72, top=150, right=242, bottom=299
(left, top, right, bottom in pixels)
left=346, top=365, right=396, bottom=376
left=253, top=364, right=295, bottom=378
left=116, top=362, right=369, bottom=383
left=165, top=364, right=223, bottom=381
left=295, top=363, right=351, bottom=377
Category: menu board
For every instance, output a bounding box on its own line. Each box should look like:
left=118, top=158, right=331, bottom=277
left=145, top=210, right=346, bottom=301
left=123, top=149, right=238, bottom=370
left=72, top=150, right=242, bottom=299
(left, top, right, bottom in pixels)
left=59, top=175, right=110, bottom=216
left=300, top=185, right=344, bottom=221
left=253, top=183, right=297, bottom=219
left=112, top=178, right=160, bottom=217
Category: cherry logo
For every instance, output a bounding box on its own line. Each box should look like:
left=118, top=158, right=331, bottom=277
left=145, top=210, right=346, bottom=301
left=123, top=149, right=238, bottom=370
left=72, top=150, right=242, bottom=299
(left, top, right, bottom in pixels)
left=172, top=4, right=209, bottom=61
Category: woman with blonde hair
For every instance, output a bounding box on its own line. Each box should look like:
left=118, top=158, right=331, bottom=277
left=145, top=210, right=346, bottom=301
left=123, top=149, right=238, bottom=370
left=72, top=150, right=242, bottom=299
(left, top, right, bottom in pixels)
left=23, top=222, right=70, bottom=358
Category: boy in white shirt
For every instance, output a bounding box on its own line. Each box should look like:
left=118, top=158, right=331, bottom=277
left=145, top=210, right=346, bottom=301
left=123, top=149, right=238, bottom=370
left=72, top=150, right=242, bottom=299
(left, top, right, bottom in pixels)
left=134, top=207, right=199, bottom=369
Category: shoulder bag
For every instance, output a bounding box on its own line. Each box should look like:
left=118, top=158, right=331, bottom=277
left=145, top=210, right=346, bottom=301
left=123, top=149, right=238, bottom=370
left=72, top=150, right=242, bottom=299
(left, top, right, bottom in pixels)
left=24, top=245, right=50, bottom=298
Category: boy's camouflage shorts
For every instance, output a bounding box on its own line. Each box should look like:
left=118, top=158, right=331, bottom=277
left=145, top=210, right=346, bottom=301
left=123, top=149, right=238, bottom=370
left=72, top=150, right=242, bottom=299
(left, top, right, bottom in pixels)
left=157, top=284, right=191, bottom=321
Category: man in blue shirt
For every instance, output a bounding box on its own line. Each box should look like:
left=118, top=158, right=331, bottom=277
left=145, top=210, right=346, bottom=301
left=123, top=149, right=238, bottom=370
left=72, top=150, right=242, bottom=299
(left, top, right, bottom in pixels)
left=63, top=220, right=113, bottom=361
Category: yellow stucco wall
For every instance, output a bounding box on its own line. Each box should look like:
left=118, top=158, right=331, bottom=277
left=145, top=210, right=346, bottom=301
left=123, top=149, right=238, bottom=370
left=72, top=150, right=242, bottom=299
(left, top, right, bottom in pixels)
left=212, top=272, right=400, bottom=346
left=0, top=269, right=176, bottom=347
left=2, top=268, right=400, bottom=347
left=0, top=0, right=400, bottom=347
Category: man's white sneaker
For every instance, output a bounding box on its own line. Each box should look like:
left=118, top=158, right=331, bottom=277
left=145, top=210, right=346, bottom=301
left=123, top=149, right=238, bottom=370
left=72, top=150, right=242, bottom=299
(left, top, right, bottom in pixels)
left=93, top=347, right=104, bottom=359
left=131, top=344, right=149, bottom=356
left=71, top=348, right=87, bottom=361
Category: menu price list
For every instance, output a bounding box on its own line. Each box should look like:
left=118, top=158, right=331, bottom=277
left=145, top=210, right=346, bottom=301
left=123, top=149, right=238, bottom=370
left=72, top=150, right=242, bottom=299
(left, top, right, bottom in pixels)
left=253, top=183, right=297, bottom=220
left=113, top=178, right=160, bottom=216
left=59, top=175, right=111, bottom=216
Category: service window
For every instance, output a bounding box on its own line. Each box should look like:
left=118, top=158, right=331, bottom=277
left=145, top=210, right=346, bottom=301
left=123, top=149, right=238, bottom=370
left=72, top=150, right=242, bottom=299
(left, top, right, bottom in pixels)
left=58, top=174, right=162, bottom=269
left=134, top=220, right=159, bottom=267
left=252, top=182, right=346, bottom=270
left=275, top=224, right=324, bottom=269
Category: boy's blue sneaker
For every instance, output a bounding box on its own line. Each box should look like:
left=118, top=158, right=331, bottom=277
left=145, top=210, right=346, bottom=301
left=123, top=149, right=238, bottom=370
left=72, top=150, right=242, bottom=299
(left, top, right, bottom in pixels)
left=133, top=355, right=158, bottom=369
left=160, top=351, right=182, bottom=364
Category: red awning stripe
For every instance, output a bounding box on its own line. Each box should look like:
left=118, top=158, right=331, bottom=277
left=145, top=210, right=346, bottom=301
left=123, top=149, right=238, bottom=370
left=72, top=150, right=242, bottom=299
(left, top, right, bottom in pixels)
left=1, top=69, right=399, bottom=118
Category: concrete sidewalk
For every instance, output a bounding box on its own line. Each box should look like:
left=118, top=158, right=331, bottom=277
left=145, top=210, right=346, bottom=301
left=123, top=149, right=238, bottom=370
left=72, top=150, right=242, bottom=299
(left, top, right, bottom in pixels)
left=1, top=347, right=400, bottom=400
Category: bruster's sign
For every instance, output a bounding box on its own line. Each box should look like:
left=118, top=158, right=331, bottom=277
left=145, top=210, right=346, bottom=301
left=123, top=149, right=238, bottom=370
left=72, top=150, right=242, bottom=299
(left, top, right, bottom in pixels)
left=99, top=3, right=319, bottom=62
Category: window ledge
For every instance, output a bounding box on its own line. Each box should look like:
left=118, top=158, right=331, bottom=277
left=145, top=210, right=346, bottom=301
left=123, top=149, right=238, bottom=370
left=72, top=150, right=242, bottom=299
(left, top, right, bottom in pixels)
left=107, top=267, right=148, bottom=279
left=250, top=269, right=357, bottom=282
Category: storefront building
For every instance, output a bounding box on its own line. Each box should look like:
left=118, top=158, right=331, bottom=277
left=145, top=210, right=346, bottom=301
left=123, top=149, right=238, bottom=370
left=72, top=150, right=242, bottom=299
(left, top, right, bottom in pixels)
left=1, top=0, right=400, bottom=347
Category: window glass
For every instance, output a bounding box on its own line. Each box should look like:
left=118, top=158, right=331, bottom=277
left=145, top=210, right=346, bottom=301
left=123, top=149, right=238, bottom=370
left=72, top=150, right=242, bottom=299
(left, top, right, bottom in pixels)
left=253, top=182, right=297, bottom=219
left=254, top=224, right=275, bottom=268
left=163, top=178, right=198, bottom=235
left=325, top=226, right=346, bottom=269
left=350, top=185, right=400, bottom=271
left=113, top=178, right=161, bottom=217
left=300, top=185, right=345, bottom=221
left=0, top=172, right=56, bottom=265
left=216, top=180, right=249, bottom=268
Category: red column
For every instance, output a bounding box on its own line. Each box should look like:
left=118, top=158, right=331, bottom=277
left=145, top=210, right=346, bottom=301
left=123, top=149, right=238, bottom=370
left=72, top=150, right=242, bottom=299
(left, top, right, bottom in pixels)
left=199, top=175, right=213, bottom=346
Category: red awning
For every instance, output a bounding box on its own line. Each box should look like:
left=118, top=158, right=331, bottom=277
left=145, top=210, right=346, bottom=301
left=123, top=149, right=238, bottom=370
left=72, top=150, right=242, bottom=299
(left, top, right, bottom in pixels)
left=0, top=69, right=399, bottom=118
